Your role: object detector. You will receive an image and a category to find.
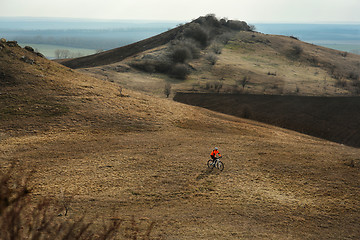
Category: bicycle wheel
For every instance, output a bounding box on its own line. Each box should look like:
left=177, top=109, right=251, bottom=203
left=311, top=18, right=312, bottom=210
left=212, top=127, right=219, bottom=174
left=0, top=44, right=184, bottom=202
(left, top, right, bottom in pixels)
left=207, top=159, right=215, bottom=169
left=216, top=161, right=224, bottom=171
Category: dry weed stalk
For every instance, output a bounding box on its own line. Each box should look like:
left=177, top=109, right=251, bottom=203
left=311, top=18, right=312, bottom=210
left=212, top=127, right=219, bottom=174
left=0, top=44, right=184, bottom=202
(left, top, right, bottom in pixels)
left=0, top=169, right=157, bottom=239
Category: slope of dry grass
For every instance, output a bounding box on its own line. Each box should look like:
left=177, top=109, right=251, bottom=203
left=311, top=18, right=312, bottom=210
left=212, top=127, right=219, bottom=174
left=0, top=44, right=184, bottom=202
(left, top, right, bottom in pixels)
left=1, top=40, right=360, bottom=239
left=213, top=31, right=360, bottom=96
left=77, top=30, right=360, bottom=98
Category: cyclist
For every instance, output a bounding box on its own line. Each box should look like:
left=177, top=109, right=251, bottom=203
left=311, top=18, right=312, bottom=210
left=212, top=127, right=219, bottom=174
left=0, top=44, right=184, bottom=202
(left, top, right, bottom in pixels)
left=210, top=147, right=221, bottom=161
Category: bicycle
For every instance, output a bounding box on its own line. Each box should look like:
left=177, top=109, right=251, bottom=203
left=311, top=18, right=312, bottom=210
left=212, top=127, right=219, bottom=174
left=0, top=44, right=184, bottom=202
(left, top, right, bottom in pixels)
left=207, top=156, right=224, bottom=171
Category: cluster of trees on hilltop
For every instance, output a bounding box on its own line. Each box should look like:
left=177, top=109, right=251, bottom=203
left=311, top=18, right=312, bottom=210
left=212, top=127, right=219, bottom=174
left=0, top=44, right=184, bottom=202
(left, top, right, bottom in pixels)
left=130, top=14, right=254, bottom=80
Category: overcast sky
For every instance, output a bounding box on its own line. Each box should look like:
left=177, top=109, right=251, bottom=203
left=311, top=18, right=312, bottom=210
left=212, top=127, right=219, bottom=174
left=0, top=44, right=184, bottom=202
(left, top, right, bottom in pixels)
left=1, top=0, right=360, bottom=23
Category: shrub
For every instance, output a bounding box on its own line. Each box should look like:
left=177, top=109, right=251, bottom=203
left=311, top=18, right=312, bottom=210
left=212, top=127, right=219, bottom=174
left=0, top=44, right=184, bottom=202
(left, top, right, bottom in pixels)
left=211, top=43, right=223, bottom=54
left=352, top=79, right=360, bottom=87
left=171, top=46, right=192, bottom=63
left=183, top=23, right=209, bottom=47
left=219, top=18, right=227, bottom=25
left=348, top=71, right=359, bottom=80
left=154, top=59, right=172, bottom=73
left=129, top=59, right=156, bottom=73
left=24, top=46, right=35, bottom=53
left=307, top=56, right=318, bottom=66
left=193, top=14, right=221, bottom=28
left=181, top=39, right=201, bottom=59
left=204, top=14, right=221, bottom=27
left=205, top=53, right=218, bottom=65
left=217, top=32, right=234, bottom=45
left=292, top=45, right=303, bottom=55
left=287, top=45, right=303, bottom=59
left=129, top=57, right=172, bottom=74
left=225, top=20, right=250, bottom=31
left=205, top=82, right=211, bottom=90
left=248, top=24, right=256, bottom=31
left=335, top=78, right=347, bottom=88
left=170, top=39, right=201, bottom=58
left=170, top=63, right=189, bottom=80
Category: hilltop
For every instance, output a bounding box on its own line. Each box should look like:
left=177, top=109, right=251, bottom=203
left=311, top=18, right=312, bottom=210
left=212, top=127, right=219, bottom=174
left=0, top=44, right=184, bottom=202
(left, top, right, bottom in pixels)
left=1, top=20, right=360, bottom=240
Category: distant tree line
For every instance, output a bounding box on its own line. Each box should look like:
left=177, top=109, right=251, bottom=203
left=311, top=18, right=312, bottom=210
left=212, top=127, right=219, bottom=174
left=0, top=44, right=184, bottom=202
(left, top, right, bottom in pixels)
left=54, top=49, right=90, bottom=59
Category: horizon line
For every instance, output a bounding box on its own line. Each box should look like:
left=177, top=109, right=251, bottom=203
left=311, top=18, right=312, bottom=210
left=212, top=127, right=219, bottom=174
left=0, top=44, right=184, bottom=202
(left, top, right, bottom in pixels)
left=1, top=16, right=360, bottom=25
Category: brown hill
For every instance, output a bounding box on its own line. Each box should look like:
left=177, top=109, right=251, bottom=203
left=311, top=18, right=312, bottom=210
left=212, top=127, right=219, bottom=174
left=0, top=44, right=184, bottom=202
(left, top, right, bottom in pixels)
left=57, top=15, right=251, bottom=70
left=57, top=15, right=251, bottom=72
left=1, top=34, right=360, bottom=239
left=61, top=21, right=360, bottom=97
left=60, top=18, right=360, bottom=148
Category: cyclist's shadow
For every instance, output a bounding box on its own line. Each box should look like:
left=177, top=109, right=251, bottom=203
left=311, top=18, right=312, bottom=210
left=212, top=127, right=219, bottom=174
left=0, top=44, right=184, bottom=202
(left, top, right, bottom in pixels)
left=196, top=167, right=219, bottom=181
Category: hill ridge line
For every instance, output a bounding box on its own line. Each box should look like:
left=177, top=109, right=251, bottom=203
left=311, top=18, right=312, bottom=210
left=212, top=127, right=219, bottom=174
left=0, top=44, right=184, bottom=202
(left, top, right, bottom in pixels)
left=57, top=25, right=184, bottom=69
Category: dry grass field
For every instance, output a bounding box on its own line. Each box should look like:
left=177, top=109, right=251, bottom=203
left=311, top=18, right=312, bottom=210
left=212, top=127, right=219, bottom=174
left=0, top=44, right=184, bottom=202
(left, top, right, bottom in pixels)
left=1, top=26, right=360, bottom=240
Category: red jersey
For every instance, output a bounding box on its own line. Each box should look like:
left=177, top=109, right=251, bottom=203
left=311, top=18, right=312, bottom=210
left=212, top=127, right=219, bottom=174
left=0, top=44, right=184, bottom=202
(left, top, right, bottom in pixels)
left=210, top=149, right=221, bottom=157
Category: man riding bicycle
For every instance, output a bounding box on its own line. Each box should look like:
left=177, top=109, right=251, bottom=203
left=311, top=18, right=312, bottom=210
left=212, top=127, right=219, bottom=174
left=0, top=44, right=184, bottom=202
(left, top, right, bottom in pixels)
left=208, top=147, right=224, bottom=171
left=210, top=147, right=221, bottom=160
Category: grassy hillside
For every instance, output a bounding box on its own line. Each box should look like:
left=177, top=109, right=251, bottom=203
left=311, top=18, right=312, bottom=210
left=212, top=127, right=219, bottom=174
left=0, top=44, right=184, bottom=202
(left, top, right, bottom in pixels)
left=71, top=19, right=360, bottom=98
left=214, top=31, right=360, bottom=96
left=1, top=32, right=360, bottom=239
left=0, top=39, right=159, bottom=135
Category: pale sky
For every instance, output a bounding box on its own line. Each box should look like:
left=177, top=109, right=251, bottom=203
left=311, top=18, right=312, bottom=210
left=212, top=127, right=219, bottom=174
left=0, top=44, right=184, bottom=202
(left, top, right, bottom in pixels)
left=1, top=0, right=360, bottom=23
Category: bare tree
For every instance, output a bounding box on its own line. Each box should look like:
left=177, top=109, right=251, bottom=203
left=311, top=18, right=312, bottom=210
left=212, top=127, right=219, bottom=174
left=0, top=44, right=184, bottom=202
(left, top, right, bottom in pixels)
left=62, top=50, right=70, bottom=58
left=54, top=49, right=61, bottom=59
left=164, top=83, right=171, bottom=98
left=54, top=49, right=70, bottom=59
left=119, top=86, right=123, bottom=97
left=214, top=81, right=222, bottom=92
left=238, top=76, right=250, bottom=89
left=248, top=24, right=256, bottom=31
left=59, top=189, right=71, bottom=216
